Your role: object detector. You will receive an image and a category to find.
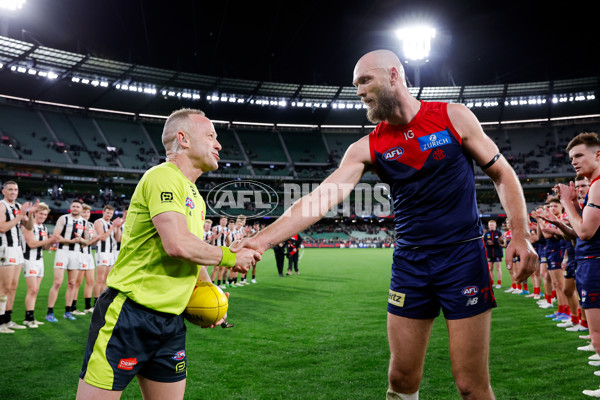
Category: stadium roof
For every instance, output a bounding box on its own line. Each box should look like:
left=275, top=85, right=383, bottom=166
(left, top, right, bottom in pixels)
left=1, top=0, right=598, bottom=87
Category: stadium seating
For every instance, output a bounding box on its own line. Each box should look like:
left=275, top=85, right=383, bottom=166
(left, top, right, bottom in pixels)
left=95, top=117, right=159, bottom=169
left=0, top=102, right=70, bottom=164
left=280, top=129, right=329, bottom=164
left=1, top=98, right=598, bottom=221
left=349, top=230, right=392, bottom=240
left=235, top=128, right=287, bottom=163
left=41, top=110, right=96, bottom=166
left=66, top=114, right=116, bottom=168
left=324, top=130, right=363, bottom=162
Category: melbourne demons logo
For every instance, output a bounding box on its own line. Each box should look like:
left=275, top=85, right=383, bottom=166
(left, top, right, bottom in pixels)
left=383, top=147, right=404, bottom=161
left=172, top=350, right=186, bottom=361
left=432, top=149, right=445, bottom=160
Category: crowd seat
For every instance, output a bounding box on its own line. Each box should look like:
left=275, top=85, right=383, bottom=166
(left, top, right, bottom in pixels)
left=0, top=103, right=70, bottom=164
left=95, top=117, right=156, bottom=169
left=42, top=110, right=96, bottom=166
left=235, top=128, right=287, bottom=162
left=280, top=130, right=329, bottom=163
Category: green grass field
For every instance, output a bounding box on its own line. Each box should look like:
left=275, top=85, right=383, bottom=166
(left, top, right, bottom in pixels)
left=0, top=248, right=597, bottom=399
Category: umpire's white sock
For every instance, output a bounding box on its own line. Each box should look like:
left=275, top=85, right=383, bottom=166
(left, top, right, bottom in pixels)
left=386, top=388, right=419, bottom=400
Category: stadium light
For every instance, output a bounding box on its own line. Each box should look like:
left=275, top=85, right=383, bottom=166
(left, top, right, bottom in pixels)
left=0, top=0, right=26, bottom=11
left=395, top=25, right=436, bottom=87
left=395, top=25, right=436, bottom=61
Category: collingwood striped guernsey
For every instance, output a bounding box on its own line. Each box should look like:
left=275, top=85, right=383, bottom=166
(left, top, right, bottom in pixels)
left=213, top=225, right=229, bottom=246
left=0, top=199, right=22, bottom=248
left=59, top=214, right=86, bottom=252
left=97, top=219, right=115, bottom=253
left=81, top=220, right=94, bottom=256
left=23, top=223, right=48, bottom=261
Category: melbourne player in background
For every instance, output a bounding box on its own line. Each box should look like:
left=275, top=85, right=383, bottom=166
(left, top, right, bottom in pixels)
left=235, top=50, right=538, bottom=400
left=554, top=132, right=600, bottom=397
left=484, top=219, right=503, bottom=289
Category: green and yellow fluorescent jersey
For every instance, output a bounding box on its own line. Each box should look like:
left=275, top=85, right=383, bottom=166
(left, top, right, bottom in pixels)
left=107, top=162, right=206, bottom=315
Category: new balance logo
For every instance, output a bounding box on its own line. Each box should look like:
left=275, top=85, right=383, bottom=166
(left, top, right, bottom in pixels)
left=466, top=298, right=479, bottom=306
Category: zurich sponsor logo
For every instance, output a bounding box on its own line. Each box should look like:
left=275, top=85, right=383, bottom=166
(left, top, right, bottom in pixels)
left=173, top=350, right=186, bottom=361
left=383, top=147, right=404, bottom=161
left=461, top=286, right=479, bottom=297
left=418, top=129, right=451, bottom=152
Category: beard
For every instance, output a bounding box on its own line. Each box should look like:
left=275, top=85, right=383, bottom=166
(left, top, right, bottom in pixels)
left=365, top=86, right=401, bottom=124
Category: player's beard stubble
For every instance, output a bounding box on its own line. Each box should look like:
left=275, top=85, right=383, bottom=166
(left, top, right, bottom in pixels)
left=366, top=85, right=402, bottom=124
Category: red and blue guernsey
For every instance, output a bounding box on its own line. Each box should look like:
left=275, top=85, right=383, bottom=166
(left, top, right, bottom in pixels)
left=369, top=101, right=482, bottom=247
left=576, top=182, right=600, bottom=260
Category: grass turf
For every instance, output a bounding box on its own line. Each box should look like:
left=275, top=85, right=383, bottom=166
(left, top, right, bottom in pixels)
left=0, top=248, right=597, bottom=399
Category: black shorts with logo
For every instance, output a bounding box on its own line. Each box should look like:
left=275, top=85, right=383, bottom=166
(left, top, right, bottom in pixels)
left=79, top=288, right=187, bottom=391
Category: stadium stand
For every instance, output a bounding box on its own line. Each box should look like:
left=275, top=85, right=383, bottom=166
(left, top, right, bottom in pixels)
left=0, top=34, right=598, bottom=231
left=42, top=110, right=96, bottom=166
left=95, top=117, right=159, bottom=169
left=0, top=102, right=70, bottom=164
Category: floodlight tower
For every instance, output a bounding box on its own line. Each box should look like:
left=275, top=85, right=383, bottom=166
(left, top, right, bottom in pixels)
left=395, top=25, right=436, bottom=87
left=0, top=0, right=26, bottom=36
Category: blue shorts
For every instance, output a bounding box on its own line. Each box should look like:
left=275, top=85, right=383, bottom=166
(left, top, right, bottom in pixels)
left=564, top=259, right=577, bottom=279
left=577, top=258, right=600, bottom=309
left=388, top=239, right=497, bottom=320
left=546, top=249, right=562, bottom=270
left=538, top=247, right=547, bottom=263
left=485, top=247, right=503, bottom=262
left=80, top=288, right=187, bottom=391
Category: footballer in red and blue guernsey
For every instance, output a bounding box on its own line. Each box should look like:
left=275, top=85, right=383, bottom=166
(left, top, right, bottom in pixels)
left=556, top=132, right=600, bottom=397
left=484, top=220, right=504, bottom=289
left=235, top=50, right=538, bottom=400
left=536, top=193, right=583, bottom=330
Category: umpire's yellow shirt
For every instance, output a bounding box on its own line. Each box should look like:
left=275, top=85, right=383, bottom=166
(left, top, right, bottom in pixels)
left=107, top=162, right=205, bottom=315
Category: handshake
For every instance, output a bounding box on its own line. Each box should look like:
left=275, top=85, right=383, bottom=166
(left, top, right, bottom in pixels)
left=227, top=235, right=270, bottom=273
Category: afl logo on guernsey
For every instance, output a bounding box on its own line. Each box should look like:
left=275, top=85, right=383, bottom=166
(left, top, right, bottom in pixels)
left=418, top=129, right=451, bottom=151
left=185, top=197, right=195, bottom=209
left=383, top=147, right=404, bottom=161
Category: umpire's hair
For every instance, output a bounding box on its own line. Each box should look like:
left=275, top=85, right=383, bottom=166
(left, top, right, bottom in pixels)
left=162, top=108, right=206, bottom=160
left=566, top=132, right=600, bottom=152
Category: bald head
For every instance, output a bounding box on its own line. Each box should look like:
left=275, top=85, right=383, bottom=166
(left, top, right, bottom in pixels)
left=353, top=50, right=406, bottom=86
left=162, top=108, right=207, bottom=160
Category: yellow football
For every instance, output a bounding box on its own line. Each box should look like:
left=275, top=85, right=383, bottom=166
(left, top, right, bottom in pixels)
left=183, top=282, right=228, bottom=327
